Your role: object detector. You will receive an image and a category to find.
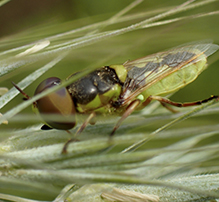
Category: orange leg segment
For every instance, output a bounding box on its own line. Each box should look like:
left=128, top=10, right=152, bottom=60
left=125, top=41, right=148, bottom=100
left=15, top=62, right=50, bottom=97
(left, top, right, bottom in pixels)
left=143, top=95, right=219, bottom=109
left=110, top=99, right=141, bottom=137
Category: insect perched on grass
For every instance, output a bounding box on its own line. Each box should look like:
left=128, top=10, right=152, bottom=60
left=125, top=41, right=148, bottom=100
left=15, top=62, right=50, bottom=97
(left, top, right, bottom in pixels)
left=13, top=42, right=219, bottom=153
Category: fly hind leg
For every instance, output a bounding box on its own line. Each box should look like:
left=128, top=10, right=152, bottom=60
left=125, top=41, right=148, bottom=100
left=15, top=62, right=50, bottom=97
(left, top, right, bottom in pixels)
left=143, top=95, right=219, bottom=112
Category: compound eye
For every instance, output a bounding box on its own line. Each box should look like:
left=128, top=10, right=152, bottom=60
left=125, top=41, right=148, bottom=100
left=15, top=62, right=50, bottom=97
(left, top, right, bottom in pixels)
left=34, top=77, right=63, bottom=95
left=34, top=77, right=76, bottom=130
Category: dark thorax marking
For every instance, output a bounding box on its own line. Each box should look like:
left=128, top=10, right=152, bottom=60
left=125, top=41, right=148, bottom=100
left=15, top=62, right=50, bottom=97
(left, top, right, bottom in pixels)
left=67, top=67, right=122, bottom=105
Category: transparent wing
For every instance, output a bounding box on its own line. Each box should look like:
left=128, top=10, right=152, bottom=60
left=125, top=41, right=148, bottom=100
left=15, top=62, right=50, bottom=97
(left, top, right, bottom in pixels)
left=120, top=42, right=219, bottom=105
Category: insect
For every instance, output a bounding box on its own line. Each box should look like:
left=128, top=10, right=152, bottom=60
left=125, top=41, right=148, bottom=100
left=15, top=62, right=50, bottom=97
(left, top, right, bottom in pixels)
left=13, top=42, right=219, bottom=153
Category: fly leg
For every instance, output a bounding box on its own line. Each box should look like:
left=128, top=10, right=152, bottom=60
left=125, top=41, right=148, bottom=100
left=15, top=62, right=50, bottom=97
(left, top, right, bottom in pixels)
left=160, top=102, right=179, bottom=113
left=143, top=95, right=219, bottom=111
left=110, top=99, right=141, bottom=137
left=62, top=112, right=96, bottom=154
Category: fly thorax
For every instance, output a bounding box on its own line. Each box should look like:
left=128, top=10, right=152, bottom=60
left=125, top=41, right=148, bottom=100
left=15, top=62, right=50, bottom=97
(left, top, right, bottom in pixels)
left=66, top=66, right=123, bottom=113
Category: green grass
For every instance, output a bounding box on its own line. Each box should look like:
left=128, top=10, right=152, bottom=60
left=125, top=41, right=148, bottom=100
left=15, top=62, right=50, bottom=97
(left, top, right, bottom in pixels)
left=0, top=0, right=219, bottom=201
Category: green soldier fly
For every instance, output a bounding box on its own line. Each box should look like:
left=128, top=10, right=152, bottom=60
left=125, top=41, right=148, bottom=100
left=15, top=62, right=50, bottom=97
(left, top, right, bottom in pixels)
left=13, top=42, right=219, bottom=153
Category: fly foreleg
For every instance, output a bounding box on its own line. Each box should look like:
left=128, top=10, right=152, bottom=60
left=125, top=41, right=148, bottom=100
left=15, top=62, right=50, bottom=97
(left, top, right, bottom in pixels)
left=62, top=111, right=96, bottom=154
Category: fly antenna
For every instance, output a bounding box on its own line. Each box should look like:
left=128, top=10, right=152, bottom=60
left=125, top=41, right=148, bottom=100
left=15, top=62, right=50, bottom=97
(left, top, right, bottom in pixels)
left=12, top=82, right=31, bottom=100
